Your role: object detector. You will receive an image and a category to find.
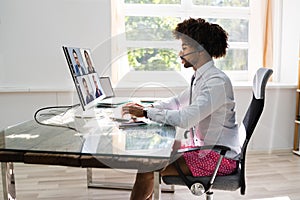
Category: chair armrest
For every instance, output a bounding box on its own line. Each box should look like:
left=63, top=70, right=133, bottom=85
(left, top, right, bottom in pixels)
left=177, top=145, right=231, bottom=155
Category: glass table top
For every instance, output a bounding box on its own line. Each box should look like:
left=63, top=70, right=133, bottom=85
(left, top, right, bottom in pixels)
left=0, top=107, right=176, bottom=160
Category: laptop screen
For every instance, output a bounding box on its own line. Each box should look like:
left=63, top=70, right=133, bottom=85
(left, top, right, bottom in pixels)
left=62, top=46, right=106, bottom=111
left=99, top=77, right=115, bottom=98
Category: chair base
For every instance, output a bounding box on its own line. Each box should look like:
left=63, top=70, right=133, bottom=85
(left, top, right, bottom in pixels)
left=206, top=191, right=214, bottom=200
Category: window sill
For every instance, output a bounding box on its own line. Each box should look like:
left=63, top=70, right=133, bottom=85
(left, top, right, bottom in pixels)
left=0, top=82, right=296, bottom=93
left=0, top=87, right=74, bottom=93
left=114, top=81, right=296, bottom=90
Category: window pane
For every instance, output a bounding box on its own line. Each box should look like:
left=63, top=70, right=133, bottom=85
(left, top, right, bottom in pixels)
left=125, top=16, right=180, bottom=41
left=207, top=18, right=248, bottom=42
left=127, top=48, right=180, bottom=71
left=215, top=49, right=248, bottom=71
left=193, top=0, right=249, bottom=7
left=125, top=0, right=180, bottom=4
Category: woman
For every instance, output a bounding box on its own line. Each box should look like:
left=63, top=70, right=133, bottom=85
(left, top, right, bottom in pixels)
left=122, top=18, right=241, bottom=200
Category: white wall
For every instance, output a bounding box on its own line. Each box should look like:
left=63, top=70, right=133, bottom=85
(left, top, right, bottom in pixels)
left=234, top=86, right=296, bottom=151
left=279, top=0, right=300, bottom=84
left=0, top=0, right=299, bottom=151
left=0, top=0, right=111, bottom=89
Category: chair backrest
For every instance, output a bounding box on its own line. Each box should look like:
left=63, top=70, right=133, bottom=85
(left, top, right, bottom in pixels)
left=239, top=68, right=273, bottom=194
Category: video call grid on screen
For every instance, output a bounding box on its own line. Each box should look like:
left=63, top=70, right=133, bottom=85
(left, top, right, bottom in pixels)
left=63, top=46, right=105, bottom=111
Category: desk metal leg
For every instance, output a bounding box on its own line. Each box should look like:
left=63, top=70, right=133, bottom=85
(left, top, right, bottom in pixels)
left=86, top=168, right=175, bottom=193
left=153, top=171, right=161, bottom=200
left=1, top=162, right=16, bottom=200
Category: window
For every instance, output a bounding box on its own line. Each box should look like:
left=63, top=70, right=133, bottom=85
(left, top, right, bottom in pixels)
left=111, top=0, right=267, bottom=85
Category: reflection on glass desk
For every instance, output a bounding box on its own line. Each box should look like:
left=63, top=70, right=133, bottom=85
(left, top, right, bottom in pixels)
left=82, top=123, right=175, bottom=157
left=1, top=120, right=84, bottom=153
left=0, top=106, right=177, bottom=165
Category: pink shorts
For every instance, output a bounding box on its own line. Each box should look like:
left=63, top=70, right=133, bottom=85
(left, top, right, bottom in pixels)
left=183, top=150, right=237, bottom=177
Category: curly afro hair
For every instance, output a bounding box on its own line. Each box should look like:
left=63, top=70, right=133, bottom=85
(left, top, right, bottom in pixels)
left=173, top=18, right=228, bottom=58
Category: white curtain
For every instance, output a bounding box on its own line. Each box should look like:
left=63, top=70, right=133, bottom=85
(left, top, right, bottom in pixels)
left=110, top=0, right=129, bottom=85
left=262, top=0, right=274, bottom=71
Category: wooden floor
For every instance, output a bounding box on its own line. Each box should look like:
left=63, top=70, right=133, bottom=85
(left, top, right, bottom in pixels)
left=2, top=151, right=300, bottom=200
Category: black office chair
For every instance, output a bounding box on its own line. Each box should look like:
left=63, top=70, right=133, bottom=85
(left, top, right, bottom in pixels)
left=162, top=68, right=273, bottom=200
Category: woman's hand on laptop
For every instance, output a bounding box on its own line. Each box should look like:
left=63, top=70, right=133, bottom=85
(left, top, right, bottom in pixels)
left=122, top=103, right=144, bottom=118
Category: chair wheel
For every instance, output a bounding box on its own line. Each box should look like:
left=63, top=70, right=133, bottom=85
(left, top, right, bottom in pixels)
left=190, top=182, right=205, bottom=196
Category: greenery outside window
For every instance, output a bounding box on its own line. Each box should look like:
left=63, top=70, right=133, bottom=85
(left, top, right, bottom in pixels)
left=124, top=0, right=250, bottom=77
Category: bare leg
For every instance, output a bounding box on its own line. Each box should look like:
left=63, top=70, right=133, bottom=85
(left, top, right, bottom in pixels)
left=130, top=172, right=154, bottom=200
left=130, top=157, right=191, bottom=200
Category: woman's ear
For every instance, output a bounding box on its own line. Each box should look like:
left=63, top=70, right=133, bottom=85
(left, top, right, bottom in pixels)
left=201, top=49, right=211, bottom=57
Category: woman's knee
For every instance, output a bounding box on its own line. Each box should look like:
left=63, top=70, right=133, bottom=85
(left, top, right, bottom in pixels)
left=161, top=157, right=191, bottom=176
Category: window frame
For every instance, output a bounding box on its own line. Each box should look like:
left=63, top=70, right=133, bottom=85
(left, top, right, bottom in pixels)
left=112, top=0, right=262, bottom=86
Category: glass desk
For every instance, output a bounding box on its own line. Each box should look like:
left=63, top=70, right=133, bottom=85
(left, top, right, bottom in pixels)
left=0, top=107, right=178, bottom=200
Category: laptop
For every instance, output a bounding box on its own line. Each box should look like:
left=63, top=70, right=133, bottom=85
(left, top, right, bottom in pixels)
left=98, top=76, right=130, bottom=106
